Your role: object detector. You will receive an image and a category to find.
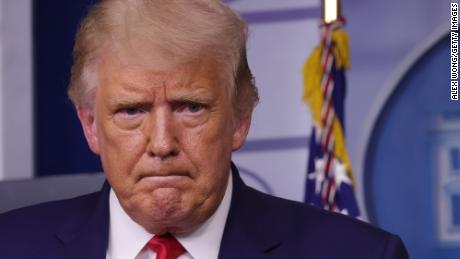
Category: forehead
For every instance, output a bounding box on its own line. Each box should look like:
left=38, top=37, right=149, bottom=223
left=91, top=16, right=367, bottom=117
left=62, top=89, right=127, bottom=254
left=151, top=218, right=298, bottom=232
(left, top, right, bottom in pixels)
left=97, top=49, right=229, bottom=95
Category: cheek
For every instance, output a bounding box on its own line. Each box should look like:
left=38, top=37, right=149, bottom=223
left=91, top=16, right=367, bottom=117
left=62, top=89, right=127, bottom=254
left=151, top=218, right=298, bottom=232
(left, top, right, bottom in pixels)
left=97, top=120, right=147, bottom=182
left=177, top=111, right=234, bottom=177
left=180, top=112, right=233, bottom=152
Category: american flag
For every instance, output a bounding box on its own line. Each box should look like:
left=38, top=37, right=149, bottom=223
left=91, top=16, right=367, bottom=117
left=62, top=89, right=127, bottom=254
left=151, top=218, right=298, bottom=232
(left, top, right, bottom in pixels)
left=302, top=18, right=360, bottom=218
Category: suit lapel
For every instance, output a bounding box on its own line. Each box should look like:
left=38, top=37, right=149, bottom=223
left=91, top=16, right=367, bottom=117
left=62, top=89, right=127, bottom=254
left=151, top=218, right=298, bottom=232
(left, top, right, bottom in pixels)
left=218, top=163, right=283, bottom=259
left=37, top=181, right=111, bottom=259
left=35, top=165, right=285, bottom=259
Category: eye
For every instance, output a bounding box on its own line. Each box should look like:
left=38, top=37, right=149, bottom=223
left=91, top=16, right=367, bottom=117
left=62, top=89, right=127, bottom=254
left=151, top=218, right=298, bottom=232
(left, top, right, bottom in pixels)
left=176, top=101, right=206, bottom=114
left=113, top=106, right=147, bottom=129
left=117, top=107, right=145, bottom=117
left=185, top=102, right=204, bottom=113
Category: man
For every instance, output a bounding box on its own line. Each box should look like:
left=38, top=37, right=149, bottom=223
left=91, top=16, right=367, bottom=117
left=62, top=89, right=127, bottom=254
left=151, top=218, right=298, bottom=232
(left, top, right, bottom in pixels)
left=0, top=0, right=408, bottom=258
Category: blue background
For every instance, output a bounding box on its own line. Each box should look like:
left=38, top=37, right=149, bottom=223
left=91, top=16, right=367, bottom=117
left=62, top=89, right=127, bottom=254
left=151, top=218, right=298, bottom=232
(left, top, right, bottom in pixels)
left=34, top=0, right=102, bottom=176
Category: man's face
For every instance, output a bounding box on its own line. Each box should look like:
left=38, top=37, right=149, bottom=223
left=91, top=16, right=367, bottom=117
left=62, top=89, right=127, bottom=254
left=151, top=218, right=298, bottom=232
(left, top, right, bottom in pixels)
left=77, top=52, right=250, bottom=234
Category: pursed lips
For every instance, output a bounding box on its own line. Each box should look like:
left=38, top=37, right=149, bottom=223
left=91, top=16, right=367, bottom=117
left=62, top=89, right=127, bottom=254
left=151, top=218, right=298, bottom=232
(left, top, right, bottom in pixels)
left=136, top=170, right=191, bottom=183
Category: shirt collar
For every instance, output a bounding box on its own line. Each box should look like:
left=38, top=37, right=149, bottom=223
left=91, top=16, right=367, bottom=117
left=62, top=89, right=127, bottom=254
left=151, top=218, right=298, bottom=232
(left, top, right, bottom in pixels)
left=107, top=186, right=152, bottom=259
left=107, top=172, right=233, bottom=259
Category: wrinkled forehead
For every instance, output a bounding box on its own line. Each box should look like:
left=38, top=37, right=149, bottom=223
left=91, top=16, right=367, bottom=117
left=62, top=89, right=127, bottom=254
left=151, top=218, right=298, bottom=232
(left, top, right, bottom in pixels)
left=96, top=45, right=233, bottom=96
left=103, top=38, right=233, bottom=83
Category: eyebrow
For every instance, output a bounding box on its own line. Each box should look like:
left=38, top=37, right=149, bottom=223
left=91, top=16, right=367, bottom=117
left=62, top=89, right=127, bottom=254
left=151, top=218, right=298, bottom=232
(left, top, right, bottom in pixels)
left=167, top=87, right=218, bottom=104
left=106, top=99, right=151, bottom=112
left=105, top=86, right=219, bottom=109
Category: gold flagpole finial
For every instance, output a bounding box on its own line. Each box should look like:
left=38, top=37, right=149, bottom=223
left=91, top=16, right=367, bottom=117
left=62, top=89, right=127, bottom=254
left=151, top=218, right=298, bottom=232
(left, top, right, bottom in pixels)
left=323, top=0, right=341, bottom=24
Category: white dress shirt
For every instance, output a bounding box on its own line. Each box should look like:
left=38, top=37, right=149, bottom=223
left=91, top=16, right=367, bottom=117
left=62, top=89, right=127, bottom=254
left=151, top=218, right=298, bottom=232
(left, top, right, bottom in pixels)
left=106, top=173, right=233, bottom=259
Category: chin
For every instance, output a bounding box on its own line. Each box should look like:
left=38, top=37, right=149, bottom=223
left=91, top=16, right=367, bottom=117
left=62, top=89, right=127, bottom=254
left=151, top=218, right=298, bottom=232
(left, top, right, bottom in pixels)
left=126, top=191, right=192, bottom=233
left=139, top=207, right=195, bottom=235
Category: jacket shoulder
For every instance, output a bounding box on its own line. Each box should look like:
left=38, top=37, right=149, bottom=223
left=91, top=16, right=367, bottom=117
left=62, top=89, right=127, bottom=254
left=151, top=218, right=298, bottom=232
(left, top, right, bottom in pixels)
left=243, top=187, right=408, bottom=258
left=0, top=191, right=101, bottom=254
left=0, top=190, right=100, bottom=227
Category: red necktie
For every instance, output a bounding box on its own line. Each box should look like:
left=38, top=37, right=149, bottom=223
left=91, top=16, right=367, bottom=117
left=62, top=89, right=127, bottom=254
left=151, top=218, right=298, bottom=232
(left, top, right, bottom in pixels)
left=146, top=233, right=186, bottom=259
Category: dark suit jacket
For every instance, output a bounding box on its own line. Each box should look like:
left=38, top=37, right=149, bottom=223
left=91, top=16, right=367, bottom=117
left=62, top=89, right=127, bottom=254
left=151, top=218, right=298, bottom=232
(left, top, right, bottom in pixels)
left=0, top=164, right=409, bottom=259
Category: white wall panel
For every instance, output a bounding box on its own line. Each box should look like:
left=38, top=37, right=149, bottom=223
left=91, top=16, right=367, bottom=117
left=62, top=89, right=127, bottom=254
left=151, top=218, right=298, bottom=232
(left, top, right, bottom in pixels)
left=0, top=0, right=32, bottom=180
left=0, top=0, right=3, bottom=180
left=228, top=0, right=320, bottom=202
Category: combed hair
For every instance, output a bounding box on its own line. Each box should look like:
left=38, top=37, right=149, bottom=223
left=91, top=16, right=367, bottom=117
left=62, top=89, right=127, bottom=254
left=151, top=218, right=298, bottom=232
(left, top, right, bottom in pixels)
left=68, top=0, right=258, bottom=117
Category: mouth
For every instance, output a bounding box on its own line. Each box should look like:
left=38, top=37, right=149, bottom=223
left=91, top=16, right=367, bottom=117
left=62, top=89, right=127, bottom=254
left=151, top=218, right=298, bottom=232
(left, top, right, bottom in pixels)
left=137, top=171, right=191, bottom=185
left=138, top=175, right=191, bottom=190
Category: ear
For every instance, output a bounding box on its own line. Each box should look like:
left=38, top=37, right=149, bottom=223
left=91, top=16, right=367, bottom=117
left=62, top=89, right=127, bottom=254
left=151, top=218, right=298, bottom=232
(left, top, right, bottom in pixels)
left=232, top=115, right=251, bottom=151
left=76, top=106, right=100, bottom=155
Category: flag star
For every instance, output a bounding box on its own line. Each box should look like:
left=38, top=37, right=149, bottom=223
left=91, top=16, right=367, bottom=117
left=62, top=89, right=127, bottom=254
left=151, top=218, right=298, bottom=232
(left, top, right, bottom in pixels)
left=308, top=157, right=326, bottom=194
left=332, top=158, right=351, bottom=188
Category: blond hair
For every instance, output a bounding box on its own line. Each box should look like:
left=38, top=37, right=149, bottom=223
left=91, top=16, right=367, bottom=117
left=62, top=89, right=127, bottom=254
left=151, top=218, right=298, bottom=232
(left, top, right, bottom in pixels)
left=68, top=0, right=258, bottom=117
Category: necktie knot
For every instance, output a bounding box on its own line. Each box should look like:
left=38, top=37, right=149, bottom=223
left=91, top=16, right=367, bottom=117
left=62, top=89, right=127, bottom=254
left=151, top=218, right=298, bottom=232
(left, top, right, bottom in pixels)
left=147, top=233, right=186, bottom=259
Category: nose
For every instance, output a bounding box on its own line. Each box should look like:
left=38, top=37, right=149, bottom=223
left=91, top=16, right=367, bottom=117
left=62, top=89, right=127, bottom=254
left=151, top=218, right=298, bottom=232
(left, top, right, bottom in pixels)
left=144, top=107, right=179, bottom=159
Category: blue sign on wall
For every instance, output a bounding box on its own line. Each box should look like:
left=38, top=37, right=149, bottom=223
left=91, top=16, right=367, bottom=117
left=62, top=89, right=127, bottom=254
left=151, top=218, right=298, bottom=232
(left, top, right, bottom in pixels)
left=365, top=32, right=460, bottom=259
